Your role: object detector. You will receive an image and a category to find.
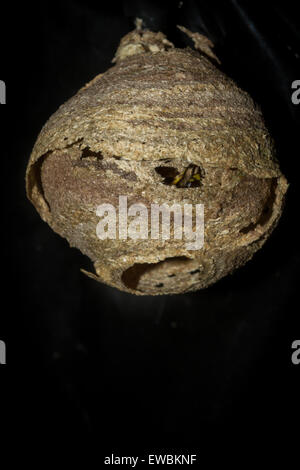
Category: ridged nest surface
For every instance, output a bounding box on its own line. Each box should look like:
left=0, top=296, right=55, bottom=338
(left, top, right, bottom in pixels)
left=26, top=23, right=288, bottom=295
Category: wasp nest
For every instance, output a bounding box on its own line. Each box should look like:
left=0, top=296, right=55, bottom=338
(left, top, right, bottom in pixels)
left=26, top=22, right=288, bottom=295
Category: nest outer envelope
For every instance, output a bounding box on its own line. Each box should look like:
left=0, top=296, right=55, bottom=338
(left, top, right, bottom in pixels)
left=26, top=25, right=288, bottom=295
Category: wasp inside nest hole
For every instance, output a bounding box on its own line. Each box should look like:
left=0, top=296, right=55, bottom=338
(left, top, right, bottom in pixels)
left=155, top=164, right=202, bottom=188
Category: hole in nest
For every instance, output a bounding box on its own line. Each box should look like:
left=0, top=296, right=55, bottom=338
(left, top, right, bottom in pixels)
left=121, top=256, right=197, bottom=292
left=190, top=269, right=200, bottom=275
left=155, top=166, right=179, bottom=185
left=81, top=146, right=103, bottom=160
left=239, top=178, right=278, bottom=234
left=155, top=164, right=202, bottom=188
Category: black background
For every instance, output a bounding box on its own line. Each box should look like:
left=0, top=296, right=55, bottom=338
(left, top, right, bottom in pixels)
left=1, top=0, right=300, bottom=460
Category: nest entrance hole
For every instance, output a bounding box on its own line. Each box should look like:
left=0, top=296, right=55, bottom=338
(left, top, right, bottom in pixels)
left=155, top=164, right=202, bottom=188
left=121, top=256, right=202, bottom=293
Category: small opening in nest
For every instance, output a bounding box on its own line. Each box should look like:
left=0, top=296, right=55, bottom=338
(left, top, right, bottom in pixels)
left=81, top=146, right=103, bottom=160
left=240, top=178, right=278, bottom=234
left=154, top=166, right=179, bottom=185
left=121, top=256, right=199, bottom=292
left=155, top=164, right=202, bottom=188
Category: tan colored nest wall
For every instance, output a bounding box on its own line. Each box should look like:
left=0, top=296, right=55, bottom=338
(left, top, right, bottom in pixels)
left=26, top=24, right=288, bottom=295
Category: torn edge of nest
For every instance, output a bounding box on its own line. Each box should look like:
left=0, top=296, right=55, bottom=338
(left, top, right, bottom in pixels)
left=177, top=25, right=221, bottom=65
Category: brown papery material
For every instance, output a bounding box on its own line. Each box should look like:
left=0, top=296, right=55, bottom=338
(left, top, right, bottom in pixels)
left=26, top=21, right=288, bottom=295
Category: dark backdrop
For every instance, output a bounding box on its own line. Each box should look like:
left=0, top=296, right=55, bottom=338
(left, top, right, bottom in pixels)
left=1, top=0, right=299, bottom=458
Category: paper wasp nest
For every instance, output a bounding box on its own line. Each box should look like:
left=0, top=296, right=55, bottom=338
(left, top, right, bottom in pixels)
left=26, top=22, right=288, bottom=295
